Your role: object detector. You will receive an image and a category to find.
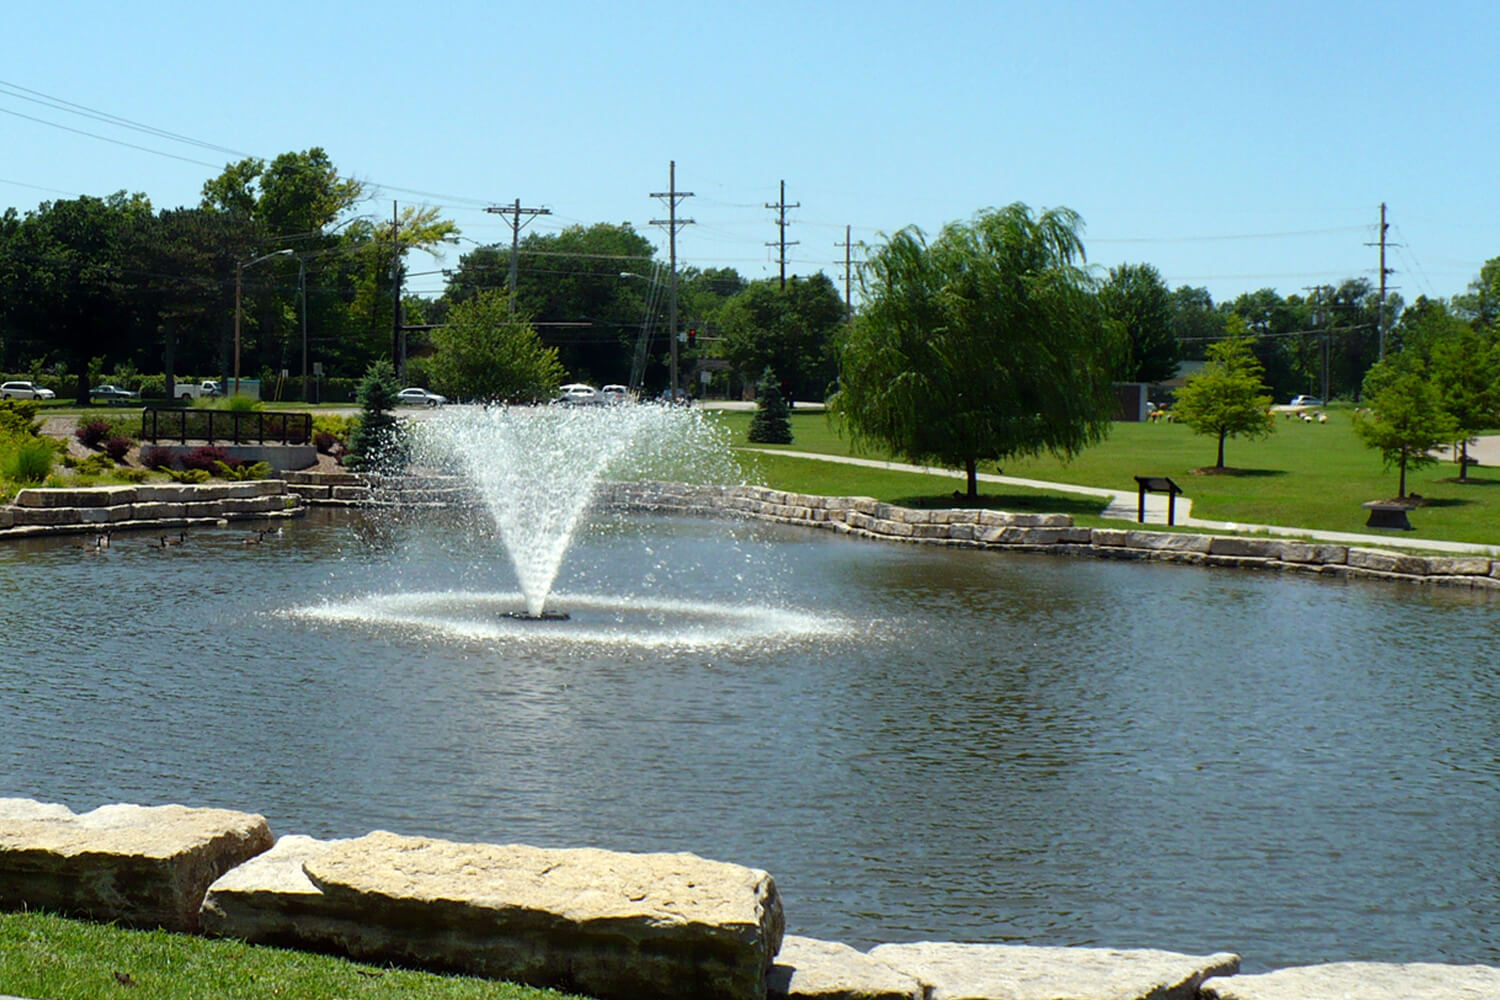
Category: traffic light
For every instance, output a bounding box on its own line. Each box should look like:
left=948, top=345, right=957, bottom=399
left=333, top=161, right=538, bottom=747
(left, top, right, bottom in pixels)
left=687, top=328, right=697, bottom=348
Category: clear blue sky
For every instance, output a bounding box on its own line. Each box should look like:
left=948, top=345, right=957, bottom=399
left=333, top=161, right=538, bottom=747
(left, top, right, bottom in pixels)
left=4, top=0, right=1496, bottom=306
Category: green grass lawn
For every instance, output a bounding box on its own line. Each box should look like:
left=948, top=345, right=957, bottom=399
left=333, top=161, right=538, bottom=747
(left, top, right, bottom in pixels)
left=716, top=408, right=1500, bottom=545
left=0, top=911, right=586, bottom=1000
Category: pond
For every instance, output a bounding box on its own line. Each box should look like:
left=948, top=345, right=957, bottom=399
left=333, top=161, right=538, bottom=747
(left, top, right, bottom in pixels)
left=1, top=509, right=1496, bottom=972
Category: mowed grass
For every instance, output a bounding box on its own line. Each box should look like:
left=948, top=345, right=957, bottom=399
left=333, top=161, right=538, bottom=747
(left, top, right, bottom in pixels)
left=714, top=408, right=1500, bottom=545
left=0, top=910, right=586, bottom=1000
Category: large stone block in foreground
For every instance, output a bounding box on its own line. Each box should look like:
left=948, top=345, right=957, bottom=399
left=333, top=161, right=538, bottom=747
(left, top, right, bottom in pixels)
left=867, top=942, right=1240, bottom=1000
left=0, top=798, right=272, bottom=932
left=767, top=935, right=924, bottom=999
left=206, top=830, right=784, bottom=1000
left=1200, top=961, right=1500, bottom=999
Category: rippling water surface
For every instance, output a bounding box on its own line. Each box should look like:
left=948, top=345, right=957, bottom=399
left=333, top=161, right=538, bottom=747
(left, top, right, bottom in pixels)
left=2, top=509, right=1496, bottom=971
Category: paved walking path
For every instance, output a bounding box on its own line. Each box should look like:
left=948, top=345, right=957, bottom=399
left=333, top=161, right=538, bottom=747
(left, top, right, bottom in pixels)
left=743, top=444, right=1500, bottom=557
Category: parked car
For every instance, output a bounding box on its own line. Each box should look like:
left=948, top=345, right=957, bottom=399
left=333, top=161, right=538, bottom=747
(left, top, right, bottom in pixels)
left=1288, top=395, right=1323, bottom=407
left=555, top=383, right=601, bottom=406
left=0, top=380, right=56, bottom=400
left=657, top=387, right=693, bottom=406
left=90, top=384, right=140, bottom=403
left=396, top=387, right=448, bottom=406
left=600, top=384, right=630, bottom=404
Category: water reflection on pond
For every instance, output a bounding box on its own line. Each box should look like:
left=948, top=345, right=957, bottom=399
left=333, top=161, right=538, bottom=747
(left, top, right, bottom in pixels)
left=1, top=508, right=1496, bottom=972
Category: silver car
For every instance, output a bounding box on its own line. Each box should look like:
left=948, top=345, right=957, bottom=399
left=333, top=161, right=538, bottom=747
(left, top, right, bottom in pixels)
left=0, top=381, right=56, bottom=400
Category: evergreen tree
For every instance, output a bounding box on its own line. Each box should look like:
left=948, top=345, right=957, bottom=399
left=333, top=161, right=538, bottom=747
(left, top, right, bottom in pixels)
left=345, top=358, right=406, bottom=472
left=748, top=368, right=793, bottom=444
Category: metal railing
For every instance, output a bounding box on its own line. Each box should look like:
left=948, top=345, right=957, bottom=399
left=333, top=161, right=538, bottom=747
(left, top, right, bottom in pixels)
left=140, top=408, right=312, bottom=446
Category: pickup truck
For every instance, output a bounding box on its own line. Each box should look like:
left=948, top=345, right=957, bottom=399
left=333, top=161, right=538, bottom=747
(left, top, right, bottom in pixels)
left=173, top=380, right=223, bottom=400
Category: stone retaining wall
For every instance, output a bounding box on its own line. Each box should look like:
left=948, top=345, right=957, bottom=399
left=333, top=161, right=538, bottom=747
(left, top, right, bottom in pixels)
left=0, top=481, right=306, bottom=539
left=4, top=797, right=1495, bottom=1000
left=602, top=482, right=1500, bottom=591
left=275, top=472, right=1500, bottom=591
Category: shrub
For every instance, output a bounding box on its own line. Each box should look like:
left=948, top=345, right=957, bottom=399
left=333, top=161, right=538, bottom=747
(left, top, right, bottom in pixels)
left=313, top=430, right=337, bottom=454
left=165, top=467, right=211, bottom=484
left=62, top=453, right=115, bottom=476
left=76, top=419, right=113, bottom=450
left=1, top=438, right=55, bottom=484
left=748, top=368, right=794, bottom=444
left=0, top=400, right=43, bottom=438
left=180, top=446, right=230, bottom=473
left=140, top=445, right=175, bottom=470
left=117, top=467, right=150, bottom=483
left=103, top=435, right=134, bottom=463
left=213, top=459, right=272, bottom=481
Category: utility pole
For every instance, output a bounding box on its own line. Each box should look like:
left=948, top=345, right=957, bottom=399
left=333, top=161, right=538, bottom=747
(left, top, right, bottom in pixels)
left=484, top=199, right=552, bottom=311
left=835, top=224, right=855, bottom=321
left=650, top=160, right=694, bottom=395
left=1365, top=202, right=1396, bottom=360
left=765, top=180, right=800, bottom=289
left=391, top=200, right=403, bottom=376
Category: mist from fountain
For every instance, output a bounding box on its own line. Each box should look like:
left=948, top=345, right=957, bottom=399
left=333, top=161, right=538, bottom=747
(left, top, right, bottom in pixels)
left=413, top=403, right=739, bottom=619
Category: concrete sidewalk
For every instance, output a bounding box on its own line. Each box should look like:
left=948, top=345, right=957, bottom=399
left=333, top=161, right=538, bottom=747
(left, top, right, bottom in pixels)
left=742, top=447, right=1500, bottom=557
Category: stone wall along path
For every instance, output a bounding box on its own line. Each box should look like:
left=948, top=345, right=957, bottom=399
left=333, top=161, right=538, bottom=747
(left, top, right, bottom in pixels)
left=0, top=799, right=272, bottom=932
left=205, top=829, right=785, bottom=1000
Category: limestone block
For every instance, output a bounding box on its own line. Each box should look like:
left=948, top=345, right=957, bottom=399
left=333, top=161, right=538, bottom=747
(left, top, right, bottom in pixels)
left=767, top=936, right=923, bottom=1000
left=130, top=502, right=179, bottom=520
left=135, top=485, right=202, bottom=503
left=331, top=485, right=373, bottom=501
left=201, top=834, right=354, bottom=943
left=1346, top=548, right=1431, bottom=577
left=11, top=507, right=82, bottom=526
left=1277, top=541, right=1347, bottom=564
left=0, top=509, right=12, bottom=529
left=912, top=523, right=953, bottom=539
left=14, top=486, right=138, bottom=508
left=867, top=942, right=1239, bottom=1000
left=1200, top=961, right=1500, bottom=999
left=1090, top=528, right=1130, bottom=547
left=281, top=830, right=784, bottom=1000
left=1422, top=555, right=1491, bottom=577
left=1208, top=537, right=1281, bottom=559
left=1123, top=531, right=1213, bottom=553
left=979, top=510, right=1016, bottom=526
left=77, top=508, right=113, bottom=524
left=0, top=798, right=273, bottom=932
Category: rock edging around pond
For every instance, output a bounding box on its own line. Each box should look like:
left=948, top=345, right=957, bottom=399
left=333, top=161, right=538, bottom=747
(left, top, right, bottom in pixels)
left=0, top=481, right=304, bottom=539
left=5, top=799, right=1497, bottom=1000
left=279, top=472, right=1500, bottom=590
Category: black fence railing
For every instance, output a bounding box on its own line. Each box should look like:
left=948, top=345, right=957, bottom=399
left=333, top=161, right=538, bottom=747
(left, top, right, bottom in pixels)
left=140, top=408, right=312, bottom=446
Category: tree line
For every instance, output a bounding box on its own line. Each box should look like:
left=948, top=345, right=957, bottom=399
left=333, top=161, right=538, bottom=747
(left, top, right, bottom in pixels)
left=2, top=148, right=1496, bottom=428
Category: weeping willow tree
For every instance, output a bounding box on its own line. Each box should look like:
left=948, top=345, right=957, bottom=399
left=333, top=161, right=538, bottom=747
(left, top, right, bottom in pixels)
left=831, top=203, right=1120, bottom=499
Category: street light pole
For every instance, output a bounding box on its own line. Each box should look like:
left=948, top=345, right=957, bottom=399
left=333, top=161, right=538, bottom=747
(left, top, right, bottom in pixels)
left=234, top=249, right=293, bottom=397
left=298, top=256, right=308, bottom=402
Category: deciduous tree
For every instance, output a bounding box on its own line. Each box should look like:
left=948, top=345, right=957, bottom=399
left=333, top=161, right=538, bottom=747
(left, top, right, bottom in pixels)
left=833, top=203, right=1118, bottom=499
left=1170, top=322, right=1275, bottom=469
left=1099, top=262, right=1178, bottom=383
left=427, top=289, right=563, bottom=403
left=1352, top=358, right=1457, bottom=499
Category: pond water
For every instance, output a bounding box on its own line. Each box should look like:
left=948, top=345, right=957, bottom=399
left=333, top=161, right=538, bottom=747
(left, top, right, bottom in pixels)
left=1, top=509, right=1496, bottom=972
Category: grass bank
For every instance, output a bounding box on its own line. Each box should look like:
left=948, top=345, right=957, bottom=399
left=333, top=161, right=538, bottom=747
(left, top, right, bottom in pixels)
left=716, top=408, right=1500, bottom=545
left=0, top=911, right=585, bottom=1000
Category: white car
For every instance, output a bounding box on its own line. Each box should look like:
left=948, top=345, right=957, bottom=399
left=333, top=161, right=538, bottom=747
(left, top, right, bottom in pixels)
left=600, top=383, right=629, bottom=404
left=1288, top=395, right=1324, bottom=408
left=0, top=380, right=56, bottom=400
left=396, top=387, right=448, bottom=406
left=556, top=383, right=601, bottom=406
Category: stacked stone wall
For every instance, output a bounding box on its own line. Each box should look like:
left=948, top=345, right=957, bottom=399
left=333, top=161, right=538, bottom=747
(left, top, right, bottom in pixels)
left=0, top=481, right=305, bottom=538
